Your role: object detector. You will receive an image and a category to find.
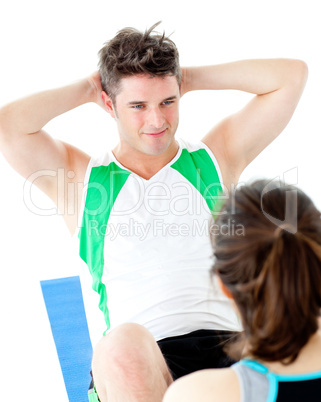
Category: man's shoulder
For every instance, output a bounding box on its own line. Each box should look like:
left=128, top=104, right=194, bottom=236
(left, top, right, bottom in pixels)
left=178, top=137, right=208, bottom=152
left=176, top=138, right=223, bottom=183
left=87, top=149, right=114, bottom=168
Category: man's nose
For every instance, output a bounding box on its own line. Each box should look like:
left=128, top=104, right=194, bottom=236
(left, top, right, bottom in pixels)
left=147, top=107, right=165, bottom=129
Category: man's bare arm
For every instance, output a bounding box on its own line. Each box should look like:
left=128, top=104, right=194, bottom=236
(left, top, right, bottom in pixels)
left=0, top=72, right=104, bottom=233
left=181, top=59, right=308, bottom=187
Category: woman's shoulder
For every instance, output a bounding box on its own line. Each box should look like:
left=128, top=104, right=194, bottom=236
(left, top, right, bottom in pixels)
left=163, top=367, right=240, bottom=402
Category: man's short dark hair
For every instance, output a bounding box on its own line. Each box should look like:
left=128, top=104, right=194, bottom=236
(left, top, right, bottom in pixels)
left=98, top=22, right=181, bottom=104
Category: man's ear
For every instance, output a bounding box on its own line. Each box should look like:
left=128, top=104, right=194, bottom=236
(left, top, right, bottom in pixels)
left=217, top=277, right=233, bottom=299
left=101, top=91, right=116, bottom=118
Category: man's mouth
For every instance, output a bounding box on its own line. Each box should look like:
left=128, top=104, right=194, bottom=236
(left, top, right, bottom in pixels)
left=143, top=129, right=167, bottom=138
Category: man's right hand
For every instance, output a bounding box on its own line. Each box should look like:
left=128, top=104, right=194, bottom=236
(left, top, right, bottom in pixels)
left=87, top=71, right=109, bottom=111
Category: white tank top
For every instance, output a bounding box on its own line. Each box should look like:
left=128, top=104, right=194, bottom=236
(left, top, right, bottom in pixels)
left=77, top=138, right=241, bottom=341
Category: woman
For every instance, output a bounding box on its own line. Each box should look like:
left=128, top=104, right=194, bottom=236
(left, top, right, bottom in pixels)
left=163, top=179, right=321, bottom=402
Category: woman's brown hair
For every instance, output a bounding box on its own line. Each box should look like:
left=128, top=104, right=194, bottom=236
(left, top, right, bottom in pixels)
left=212, top=179, right=321, bottom=363
left=98, top=21, right=181, bottom=104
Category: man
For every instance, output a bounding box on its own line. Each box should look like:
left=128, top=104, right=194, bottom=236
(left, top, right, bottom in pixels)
left=0, top=22, right=307, bottom=402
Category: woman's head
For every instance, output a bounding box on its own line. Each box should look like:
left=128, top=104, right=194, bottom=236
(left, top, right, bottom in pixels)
left=212, top=179, right=321, bottom=363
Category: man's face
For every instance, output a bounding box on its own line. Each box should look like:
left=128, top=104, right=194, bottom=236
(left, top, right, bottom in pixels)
left=110, top=74, right=180, bottom=157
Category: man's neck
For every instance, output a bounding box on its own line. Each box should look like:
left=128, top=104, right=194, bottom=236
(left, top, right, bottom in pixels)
left=112, top=140, right=180, bottom=180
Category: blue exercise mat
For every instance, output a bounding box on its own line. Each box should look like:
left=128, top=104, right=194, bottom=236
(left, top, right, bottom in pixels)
left=41, top=276, right=93, bottom=402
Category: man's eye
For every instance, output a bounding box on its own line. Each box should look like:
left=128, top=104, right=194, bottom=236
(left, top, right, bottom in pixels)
left=132, top=105, right=144, bottom=110
left=162, top=101, right=174, bottom=106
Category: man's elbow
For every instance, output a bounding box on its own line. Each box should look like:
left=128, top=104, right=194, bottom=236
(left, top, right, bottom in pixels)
left=0, top=105, right=18, bottom=151
left=0, top=108, right=9, bottom=151
left=289, top=59, right=309, bottom=90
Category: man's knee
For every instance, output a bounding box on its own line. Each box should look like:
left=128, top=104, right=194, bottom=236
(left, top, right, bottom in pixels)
left=92, top=324, right=172, bottom=400
left=93, top=323, right=158, bottom=373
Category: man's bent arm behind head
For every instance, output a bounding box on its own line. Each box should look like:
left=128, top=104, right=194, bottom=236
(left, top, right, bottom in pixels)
left=0, top=74, right=105, bottom=234
left=182, top=60, right=308, bottom=187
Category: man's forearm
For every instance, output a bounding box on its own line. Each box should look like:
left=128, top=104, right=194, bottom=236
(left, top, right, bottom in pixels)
left=0, top=78, right=95, bottom=141
left=183, top=59, right=307, bottom=96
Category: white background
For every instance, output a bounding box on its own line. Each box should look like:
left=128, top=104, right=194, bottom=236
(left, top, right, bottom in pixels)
left=0, top=1, right=320, bottom=400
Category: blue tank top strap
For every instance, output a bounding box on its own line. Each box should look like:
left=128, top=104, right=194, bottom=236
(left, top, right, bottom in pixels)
left=239, top=359, right=269, bottom=374
left=233, top=359, right=279, bottom=402
left=233, top=358, right=321, bottom=402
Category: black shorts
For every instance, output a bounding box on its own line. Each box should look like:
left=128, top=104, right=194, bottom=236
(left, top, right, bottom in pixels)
left=157, top=329, right=238, bottom=380
left=88, top=329, right=238, bottom=399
